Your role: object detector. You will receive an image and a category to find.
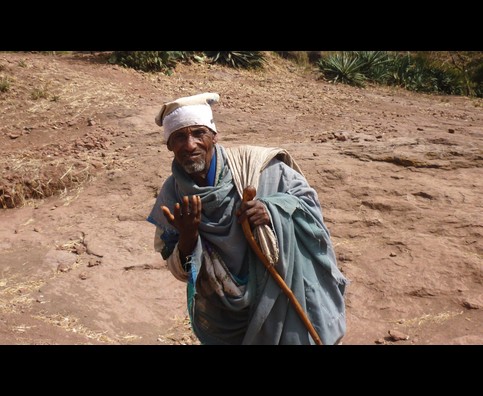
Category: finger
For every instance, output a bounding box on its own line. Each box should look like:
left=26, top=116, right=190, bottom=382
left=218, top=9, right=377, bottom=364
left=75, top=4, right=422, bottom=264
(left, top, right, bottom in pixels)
left=191, top=195, right=201, bottom=217
left=173, top=202, right=181, bottom=218
left=182, top=195, right=191, bottom=216
left=247, top=202, right=269, bottom=227
left=161, top=206, right=175, bottom=223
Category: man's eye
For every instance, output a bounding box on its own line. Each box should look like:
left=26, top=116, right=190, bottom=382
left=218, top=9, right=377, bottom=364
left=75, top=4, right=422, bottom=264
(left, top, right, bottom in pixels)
left=193, top=130, right=206, bottom=138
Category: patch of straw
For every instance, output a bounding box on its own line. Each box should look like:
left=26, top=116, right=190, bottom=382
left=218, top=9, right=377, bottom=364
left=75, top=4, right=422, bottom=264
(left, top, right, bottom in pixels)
left=1, top=154, right=94, bottom=208
left=33, top=312, right=142, bottom=344
left=12, top=324, right=37, bottom=333
left=55, top=239, right=84, bottom=252
left=33, top=313, right=116, bottom=344
left=0, top=278, right=45, bottom=314
left=0, top=279, right=45, bottom=296
left=157, top=314, right=200, bottom=345
left=397, top=310, right=464, bottom=327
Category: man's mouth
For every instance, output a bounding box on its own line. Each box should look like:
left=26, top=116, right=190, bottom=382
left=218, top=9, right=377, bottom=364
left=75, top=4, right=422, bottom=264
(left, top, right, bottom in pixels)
left=183, top=151, right=203, bottom=160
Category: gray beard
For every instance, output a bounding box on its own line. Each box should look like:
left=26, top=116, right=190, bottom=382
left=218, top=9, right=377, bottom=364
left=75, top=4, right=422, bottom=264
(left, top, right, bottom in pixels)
left=183, top=159, right=206, bottom=174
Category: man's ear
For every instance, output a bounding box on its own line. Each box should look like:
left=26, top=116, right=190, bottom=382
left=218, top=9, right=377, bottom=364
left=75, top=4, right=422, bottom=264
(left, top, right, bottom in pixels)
left=212, top=132, right=218, bottom=144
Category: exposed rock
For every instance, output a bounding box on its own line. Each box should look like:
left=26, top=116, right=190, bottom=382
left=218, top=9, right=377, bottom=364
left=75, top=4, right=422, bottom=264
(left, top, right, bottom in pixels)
left=461, top=299, right=481, bottom=310
left=388, top=330, right=409, bottom=341
left=44, top=249, right=77, bottom=271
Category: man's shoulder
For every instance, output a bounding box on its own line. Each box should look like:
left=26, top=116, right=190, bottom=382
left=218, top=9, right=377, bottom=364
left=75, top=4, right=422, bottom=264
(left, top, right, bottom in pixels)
left=159, top=174, right=176, bottom=194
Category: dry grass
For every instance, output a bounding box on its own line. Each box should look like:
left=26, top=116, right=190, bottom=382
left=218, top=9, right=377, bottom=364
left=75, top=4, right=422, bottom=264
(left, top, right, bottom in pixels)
left=33, top=312, right=142, bottom=344
left=30, top=83, right=50, bottom=100
left=157, top=314, right=200, bottom=345
left=0, top=52, right=140, bottom=134
left=0, top=75, right=10, bottom=92
left=33, top=313, right=115, bottom=343
left=55, top=238, right=84, bottom=253
left=0, top=278, right=45, bottom=314
left=12, top=324, right=36, bottom=333
left=0, top=154, right=95, bottom=208
left=397, top=310, right=464, bottom=327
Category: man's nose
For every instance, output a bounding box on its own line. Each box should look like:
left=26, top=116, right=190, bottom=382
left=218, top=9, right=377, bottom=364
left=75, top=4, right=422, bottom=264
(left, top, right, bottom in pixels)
left=184, top=133, right=198, bottom=148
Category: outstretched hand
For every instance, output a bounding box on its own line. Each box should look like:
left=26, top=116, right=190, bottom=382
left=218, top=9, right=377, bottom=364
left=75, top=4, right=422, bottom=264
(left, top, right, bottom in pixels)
left=161, top=195, right=201, bottom=231
left=161, top=195, right=201, bottom=261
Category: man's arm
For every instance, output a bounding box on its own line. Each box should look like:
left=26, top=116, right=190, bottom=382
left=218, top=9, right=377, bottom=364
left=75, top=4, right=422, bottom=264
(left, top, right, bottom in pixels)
left=154, top=226, right=189, bottom=282
left=161, top=194, right=201, bottom=267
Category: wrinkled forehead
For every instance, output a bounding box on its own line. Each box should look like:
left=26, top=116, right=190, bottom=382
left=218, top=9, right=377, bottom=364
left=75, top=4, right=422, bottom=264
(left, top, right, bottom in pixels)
left=170, top=125, right=211, bottom=137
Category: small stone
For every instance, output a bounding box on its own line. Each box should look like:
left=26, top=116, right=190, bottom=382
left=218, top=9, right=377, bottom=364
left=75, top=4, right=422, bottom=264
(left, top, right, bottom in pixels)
left=9, top=133, right=20, bottom=139
left=79, top=273, right=88, bottom=280
left=390, top=252, right=397, bottom=257
left=33, top=227, right=41, bottom=233
left=374, top=338, right=385, bottom=344
left=87, top=119, right=96, bottom=126
left=313, top=152, right=319, bottom=157
left=461, top=299, right=480, bottom=310
left=57, top=263, right=70, bottom=273
left=74, top=244, right=87, bottom=255
left=85, top=240, right=104, bottom=257
left=417, top=127, right=424, bottom=131
left=388, top=330, right=409, bottom=341
left=90, top=160, right=103, bottom=169
left=448, top=128, right=455, bottom=134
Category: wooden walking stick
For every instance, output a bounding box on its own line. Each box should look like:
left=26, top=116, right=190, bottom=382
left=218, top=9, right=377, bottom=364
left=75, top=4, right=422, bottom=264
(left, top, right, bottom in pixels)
left=241, top=186, right=323, bottom=345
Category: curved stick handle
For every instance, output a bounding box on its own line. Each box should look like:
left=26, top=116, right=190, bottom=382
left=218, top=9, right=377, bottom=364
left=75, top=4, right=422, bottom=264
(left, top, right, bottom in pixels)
left=241, top=186, right=322, bottom=345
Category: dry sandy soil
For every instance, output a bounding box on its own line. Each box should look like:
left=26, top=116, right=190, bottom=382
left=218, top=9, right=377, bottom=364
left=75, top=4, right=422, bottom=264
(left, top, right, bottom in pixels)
left=0, top=52, right=481, bottom=345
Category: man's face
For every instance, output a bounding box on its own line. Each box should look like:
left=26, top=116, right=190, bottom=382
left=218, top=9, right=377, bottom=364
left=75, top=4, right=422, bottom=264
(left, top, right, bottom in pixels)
left=167, top=125, right=218, bottom=175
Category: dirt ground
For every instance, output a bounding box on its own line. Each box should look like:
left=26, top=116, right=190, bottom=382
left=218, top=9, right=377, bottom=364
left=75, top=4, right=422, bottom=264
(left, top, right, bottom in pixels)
left=0, top=51, right=481, bottom=345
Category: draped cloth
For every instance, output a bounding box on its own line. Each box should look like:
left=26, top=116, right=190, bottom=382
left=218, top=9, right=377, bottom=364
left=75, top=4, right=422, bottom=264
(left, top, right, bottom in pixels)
left=147, top=144, right=347, bottom=345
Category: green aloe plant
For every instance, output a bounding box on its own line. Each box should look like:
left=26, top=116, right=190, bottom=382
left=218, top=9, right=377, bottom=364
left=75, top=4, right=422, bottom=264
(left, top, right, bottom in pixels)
left=318, top=52, right=366, bottom=87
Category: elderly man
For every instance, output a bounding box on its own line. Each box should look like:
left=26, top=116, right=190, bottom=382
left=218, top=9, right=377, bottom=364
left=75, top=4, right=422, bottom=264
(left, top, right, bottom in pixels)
left=147, top=92, right=347, bottom=345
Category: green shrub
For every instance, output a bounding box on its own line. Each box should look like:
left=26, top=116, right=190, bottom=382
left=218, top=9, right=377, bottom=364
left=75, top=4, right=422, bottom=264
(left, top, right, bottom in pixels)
left=318, top=51, right=470, bottom=96
left=108, top=51, right=203, bottom=73
left=318, top=52, right=366, bottom=87
left=386, top=53, right=465, bottom=95
left=467, top=57, right=483, bottom=97
left=355, top=51, right=392, bottom=82
left=109, top=51, right=170, bottom=73
left=204, top=51, right=265, bottom=69
left=168, top=51, right=205, bottom=63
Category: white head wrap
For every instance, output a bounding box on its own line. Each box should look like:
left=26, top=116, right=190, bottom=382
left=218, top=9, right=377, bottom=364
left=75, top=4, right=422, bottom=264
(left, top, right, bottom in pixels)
left=155, top=92, right=220, bottom=142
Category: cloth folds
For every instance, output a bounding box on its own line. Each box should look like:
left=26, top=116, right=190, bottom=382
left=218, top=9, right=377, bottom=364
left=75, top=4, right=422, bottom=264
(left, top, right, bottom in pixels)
left=147, top=144, right=347, bottom=344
